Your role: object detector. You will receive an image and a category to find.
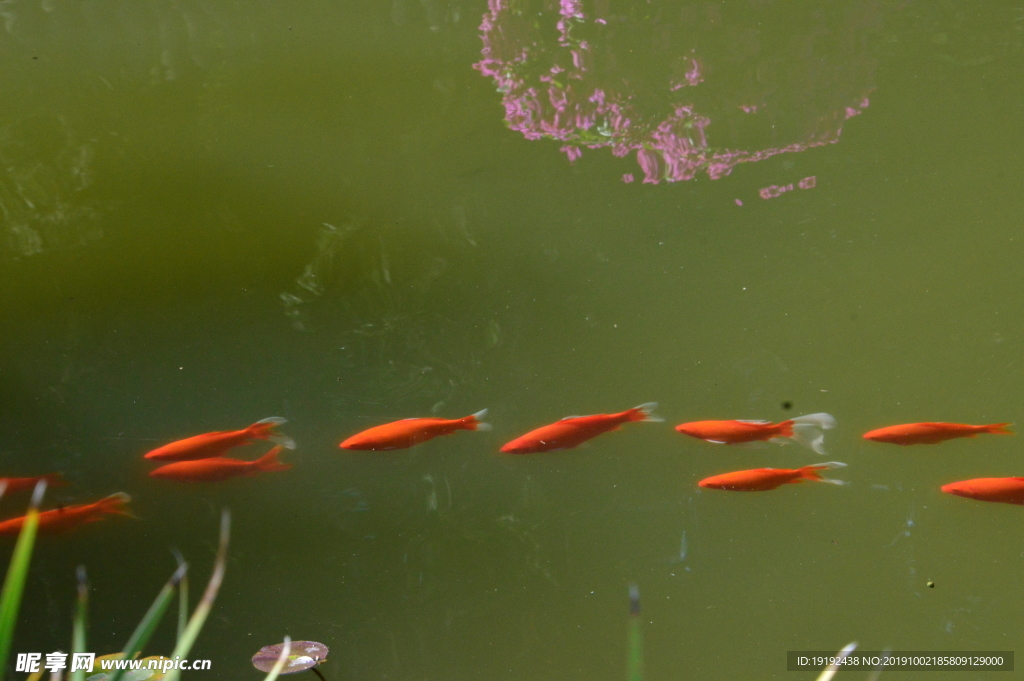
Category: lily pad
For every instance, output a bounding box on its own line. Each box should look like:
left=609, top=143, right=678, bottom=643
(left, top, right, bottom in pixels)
left=252, top=641, right=328, bottom=674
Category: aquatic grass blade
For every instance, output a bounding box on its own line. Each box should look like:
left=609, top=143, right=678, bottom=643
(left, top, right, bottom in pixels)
left=171, top=548, right=188, bottom=644
left=107, top=562, right=188, bottom=681
left=162, top=509, right=230, bottom=681
left=69, top=565, right=90, bottom=681
left=815, top=642, right=858, bottom=681
left=627, top=583, right=642, bottom=681
left=865, top=647, right=891, bottom=681
left=260, top=637, right=292, bottom=681
left=0, top=480, right=41, bottom=674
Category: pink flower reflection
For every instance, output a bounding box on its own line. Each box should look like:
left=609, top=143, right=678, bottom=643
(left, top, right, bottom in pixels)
left=473, top=0, right=883, bottom=184
left=561, top=145, right=583, bottom=162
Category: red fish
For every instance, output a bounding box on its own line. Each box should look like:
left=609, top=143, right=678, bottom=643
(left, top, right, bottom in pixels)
left=698, top=462, right=847, bottom=491
left=149, top=446, right=292, bottom=482
left=144, top=417, right=295, bottom=461
left=675, top=413, right=836, bottom=455
left=0, top=474, right=67, bottom=494
left=941, top=478, right=1024, bottom=505
left=863, top=422, right=1012, bottom=445
left=0, top=493, right=133, bottom=535
left=340, top=410, right=490, bottom=451
left=500, top=403, right=662, bottom=454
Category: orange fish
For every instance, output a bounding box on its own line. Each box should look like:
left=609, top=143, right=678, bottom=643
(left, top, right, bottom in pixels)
left=0, top=493, right=133, bottom=535
left=942, top=478, right=1024, bottom=505
left=863, top=422, right=1012, bottom=445
left=675, top=413, right=836, bottom=455
left=500, top=403, right=662, bottom=454
left=149, top=446, right=291, bottom=482
left=144, top=417, right=295, bottom=461
left=340, top=410, right=491, bottom=451
left=698, top=462, right=847, bottom=491
left=0, top=474, right=67, bottom=494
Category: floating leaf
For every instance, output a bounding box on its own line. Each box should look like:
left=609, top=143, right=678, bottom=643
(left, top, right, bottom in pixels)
left=252, top=641, right=329, bottom=674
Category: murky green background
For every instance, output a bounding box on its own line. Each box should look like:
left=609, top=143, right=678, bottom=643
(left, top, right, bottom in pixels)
left=2, top=1, right=1024, bottom=679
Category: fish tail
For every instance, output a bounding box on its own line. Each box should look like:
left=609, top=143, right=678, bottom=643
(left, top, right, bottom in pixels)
left=250, top=416, right=297, bottom=450
left=100, top=492, right=138, bottom=518
left=984, top=423, right=1014, bottom=435
left=465, top=409, right=492, bottom=431
left=801, top=461, right=848, bottom=485
left=254, top=446, right=292, bottom=473
left=788, top=413, right=838, bottom=455
left=627, top=402, right=664, bottom=423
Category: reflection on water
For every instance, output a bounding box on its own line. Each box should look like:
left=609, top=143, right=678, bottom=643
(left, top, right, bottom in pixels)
left=0, top=115, right=104, bottom=258
left=475, top=0, right=882, bottom=183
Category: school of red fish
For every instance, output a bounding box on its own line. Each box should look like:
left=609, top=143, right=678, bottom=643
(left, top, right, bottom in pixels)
left=0, top=407, right=1018, bottom=535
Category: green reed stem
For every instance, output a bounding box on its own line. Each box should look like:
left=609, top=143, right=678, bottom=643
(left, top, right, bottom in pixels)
left=0, top=480, right=42, bottom=675
left=260, top=637, right=292, bottom=681
left=69, top=565, right=90, bottom=681
left=108, top=561, right=188, bottom=681
left=171, top=548, right=189, bottom=644
left=162, top=509, right=231, bottom=681
left=815, top=642, right=858, bottom=681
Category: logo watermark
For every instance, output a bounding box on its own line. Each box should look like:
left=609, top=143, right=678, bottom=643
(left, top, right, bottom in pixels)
left=16, top=652, right=212, bottom=674
left=788, top=651, right=1013, bottom=671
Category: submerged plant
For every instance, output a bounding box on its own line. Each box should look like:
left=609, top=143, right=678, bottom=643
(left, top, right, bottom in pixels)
left=0, top=480, right=41, bottom=675
left=0, top=480, right=232, bottom=681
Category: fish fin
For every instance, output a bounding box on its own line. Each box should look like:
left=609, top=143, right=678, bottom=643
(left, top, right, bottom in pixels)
left=630, top=402, right=664, bottom=422
left=250, top=417, right=297, bottom=450
left=254, top=446, right=292, bottom=473
left=560, top=415, right=585, bottom=420
left=266, top=433, right=296, bottom=450
left=788, top=414, right=837, bottom=455
left=255, top=416, right=288, bottom=426
left=985, top=423, right=1014, bottom=435
left=100, top=492, right=137, bottom=518
left=797, top=461, right=847, bottom=483
left=791, top=413, right=838, bottom=429
left=467, top=409, right=492, bottom=431
left=736, top=419, right=772, bottom=424
left=789, top=427, right=827, bottom=455
left=705, top=439, right=728, bottom=444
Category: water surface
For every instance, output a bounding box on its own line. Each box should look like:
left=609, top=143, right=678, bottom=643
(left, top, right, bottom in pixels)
left=2, top=1, right=1024, bottom=679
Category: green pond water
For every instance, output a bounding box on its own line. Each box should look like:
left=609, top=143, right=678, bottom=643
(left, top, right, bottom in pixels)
left=2, top=1, right=1024, bottom=679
